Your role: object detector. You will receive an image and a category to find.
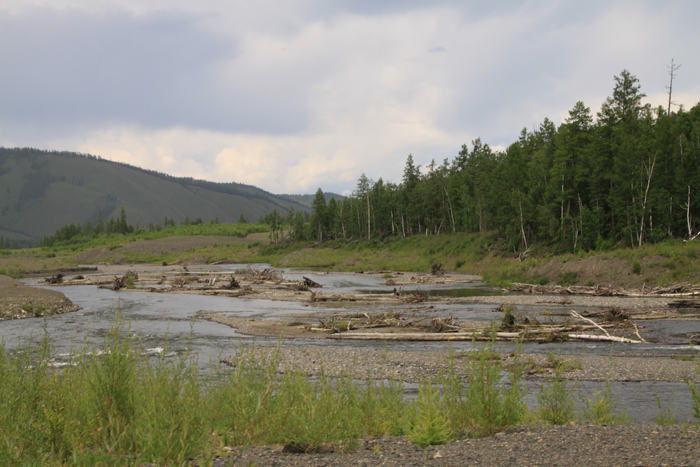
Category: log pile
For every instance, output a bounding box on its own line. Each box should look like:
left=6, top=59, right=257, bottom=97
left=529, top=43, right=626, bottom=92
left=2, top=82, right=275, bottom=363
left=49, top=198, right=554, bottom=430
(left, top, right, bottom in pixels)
left=509, top=282, right=700, bottom=297
left=327, top=306, right=648, bottom=344
left=44, top=274, right=64, bottom=284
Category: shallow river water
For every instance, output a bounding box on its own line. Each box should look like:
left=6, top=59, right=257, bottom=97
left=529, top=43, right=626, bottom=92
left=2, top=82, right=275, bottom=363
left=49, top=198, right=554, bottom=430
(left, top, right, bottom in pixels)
left=4, top=264, right=699, bottom=424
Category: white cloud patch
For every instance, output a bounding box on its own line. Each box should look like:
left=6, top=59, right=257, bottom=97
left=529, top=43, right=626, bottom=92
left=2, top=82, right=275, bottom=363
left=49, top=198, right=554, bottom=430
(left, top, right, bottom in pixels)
left=1, top=1, right=699, bottom=194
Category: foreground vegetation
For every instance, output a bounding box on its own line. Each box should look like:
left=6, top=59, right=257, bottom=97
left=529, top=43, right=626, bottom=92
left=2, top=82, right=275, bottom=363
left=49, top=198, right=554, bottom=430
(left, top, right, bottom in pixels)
left=1, top=315, right=698, bottom=466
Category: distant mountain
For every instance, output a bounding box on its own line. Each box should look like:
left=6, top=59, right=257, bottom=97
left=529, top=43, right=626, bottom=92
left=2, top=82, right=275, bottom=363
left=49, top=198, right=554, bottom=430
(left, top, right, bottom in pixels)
left=0, top=147, right=314, bottom=244
left=277, top=192, right=345, bottom=209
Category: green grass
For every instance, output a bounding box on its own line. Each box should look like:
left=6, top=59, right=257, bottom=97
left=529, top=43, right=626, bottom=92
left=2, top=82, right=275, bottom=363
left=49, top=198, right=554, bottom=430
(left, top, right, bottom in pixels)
left=3, top=313, right=699, bottom=464
left=0, top=318, right=540, bottom=465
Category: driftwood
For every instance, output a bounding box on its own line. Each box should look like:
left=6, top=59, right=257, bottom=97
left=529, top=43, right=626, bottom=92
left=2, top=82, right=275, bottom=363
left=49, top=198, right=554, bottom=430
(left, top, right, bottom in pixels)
left=302, top=276, right=322, bottom=288
left=44, top=274, right=64, bottom=284
left=329, top=332, right=523, bottom=341
left=518, top=246, right=532, bottom=262
left=567, top=333, right=642, bottom=344
left=571, top=310, right=611, bottom=336
left=509, top=282, right=700, bottom=297
left=668, top=300, right=700, bottom=308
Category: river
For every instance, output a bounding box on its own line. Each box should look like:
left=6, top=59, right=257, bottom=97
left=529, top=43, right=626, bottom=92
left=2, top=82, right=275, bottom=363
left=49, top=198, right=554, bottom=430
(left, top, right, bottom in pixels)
left=3, top=264, right=698, bottom=424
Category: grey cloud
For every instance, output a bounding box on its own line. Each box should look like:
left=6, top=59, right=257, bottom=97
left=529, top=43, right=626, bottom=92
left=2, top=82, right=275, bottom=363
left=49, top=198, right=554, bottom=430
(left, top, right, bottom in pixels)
left=0, top=8, right=310, bottom=134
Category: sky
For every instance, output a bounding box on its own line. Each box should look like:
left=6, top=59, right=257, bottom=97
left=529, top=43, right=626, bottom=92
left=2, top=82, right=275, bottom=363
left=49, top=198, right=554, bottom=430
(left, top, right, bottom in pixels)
left=1, top=1, right=699, bottom=196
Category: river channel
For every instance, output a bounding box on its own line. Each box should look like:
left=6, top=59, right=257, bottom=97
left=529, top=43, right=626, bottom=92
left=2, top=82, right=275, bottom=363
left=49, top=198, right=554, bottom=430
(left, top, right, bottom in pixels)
left=5, top=264, right=699, bottom=424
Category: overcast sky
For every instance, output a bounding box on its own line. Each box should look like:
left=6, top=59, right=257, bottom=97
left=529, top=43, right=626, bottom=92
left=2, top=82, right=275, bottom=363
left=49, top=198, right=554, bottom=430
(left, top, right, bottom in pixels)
left=1, top=1, right=698, bottom=195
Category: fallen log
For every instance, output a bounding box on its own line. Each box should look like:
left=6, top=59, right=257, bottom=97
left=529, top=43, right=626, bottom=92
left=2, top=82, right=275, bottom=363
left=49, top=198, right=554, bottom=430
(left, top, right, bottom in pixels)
left=571, top=310, right=610, bottom=336
left=668, top=300, right=700, bottom=308
left=303, top=276, right=322, bottom=288
left=567, top=333, right=642, bottom=344
left=329, top=331, right=523, bottom=341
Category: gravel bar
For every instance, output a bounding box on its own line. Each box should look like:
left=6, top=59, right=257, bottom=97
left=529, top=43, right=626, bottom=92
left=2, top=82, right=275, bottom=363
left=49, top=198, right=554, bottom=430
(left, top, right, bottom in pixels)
left=223, top=346, right=700, bottom=384
left=216, top=424, right=700, bottom=467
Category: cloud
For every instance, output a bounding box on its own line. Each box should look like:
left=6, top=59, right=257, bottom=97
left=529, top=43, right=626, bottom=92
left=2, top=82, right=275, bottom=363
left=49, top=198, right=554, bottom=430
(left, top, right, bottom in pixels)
left=1, top=1, right=699, bottom=195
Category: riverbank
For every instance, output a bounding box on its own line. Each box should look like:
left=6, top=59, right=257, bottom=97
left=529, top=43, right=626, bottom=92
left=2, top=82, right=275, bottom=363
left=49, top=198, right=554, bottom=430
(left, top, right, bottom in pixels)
left=0, top=274, right=80, bottom=320
left=219, top=424, right=700, bottom=467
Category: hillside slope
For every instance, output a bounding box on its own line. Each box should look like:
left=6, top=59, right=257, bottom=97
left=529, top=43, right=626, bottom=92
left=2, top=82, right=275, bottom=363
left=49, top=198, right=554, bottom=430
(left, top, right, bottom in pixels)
left=0, top=148, right=308, bottom=243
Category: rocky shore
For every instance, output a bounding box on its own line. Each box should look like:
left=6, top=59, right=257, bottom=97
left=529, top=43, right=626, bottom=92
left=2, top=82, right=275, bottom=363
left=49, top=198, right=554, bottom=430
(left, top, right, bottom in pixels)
left=0, top=274, right=80, bottom=320
left=221, top=345, right=700, bottom=385
left=215, top=424, right=700, bottom=467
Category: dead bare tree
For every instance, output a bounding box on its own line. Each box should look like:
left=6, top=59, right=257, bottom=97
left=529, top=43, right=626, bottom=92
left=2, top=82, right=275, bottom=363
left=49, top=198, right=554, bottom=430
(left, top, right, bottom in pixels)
left=666, top=58, right=682, bottom=117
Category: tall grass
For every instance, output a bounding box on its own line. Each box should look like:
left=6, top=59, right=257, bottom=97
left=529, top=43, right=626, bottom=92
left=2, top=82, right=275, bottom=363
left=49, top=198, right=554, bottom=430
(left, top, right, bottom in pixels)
left=687, top=357, right=700, bottom=424
left=2, top=316, right=697, bottom=464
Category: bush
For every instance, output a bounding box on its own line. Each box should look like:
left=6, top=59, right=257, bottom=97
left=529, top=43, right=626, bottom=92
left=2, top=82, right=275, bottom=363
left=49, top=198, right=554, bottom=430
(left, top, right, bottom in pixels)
left=632, top=260, right=642, bottom=275
left=686, top=358, right=700, bottom=424
left=537, top=366, right=576, bottom=425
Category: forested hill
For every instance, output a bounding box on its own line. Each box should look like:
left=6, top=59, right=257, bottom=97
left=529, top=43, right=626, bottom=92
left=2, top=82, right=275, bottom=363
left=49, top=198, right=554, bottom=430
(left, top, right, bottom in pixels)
left=308, top=70, right=700, bottom=253
left=0, top=148, right=310, bottom=244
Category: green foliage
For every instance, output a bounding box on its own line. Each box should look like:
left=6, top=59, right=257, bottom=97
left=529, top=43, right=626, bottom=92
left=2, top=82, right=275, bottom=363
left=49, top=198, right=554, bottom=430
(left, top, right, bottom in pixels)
left=537, top=365, right=576, bottom=425
left=654, top=389, right=677, bottom=426
left=406, top=382, right=452, bottom=447
left=632, top=259, right=642, bottom=275
left=580, top=379, right=629, bottom=425
left=687, top=357, right=700, bottom=424
left=42, top=222, right=268, bottom=253
left=557, top=271, right=577, bottom=286
left=2, top=314, right=696, bottom=464
left=301, top=71, right=700, bottom=255
left=439, top=344, right=527, bottom=438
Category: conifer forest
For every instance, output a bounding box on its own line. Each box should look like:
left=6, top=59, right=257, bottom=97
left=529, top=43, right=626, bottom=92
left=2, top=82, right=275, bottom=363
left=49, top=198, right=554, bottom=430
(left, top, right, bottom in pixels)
left=308, top=70, right=700, bottom=253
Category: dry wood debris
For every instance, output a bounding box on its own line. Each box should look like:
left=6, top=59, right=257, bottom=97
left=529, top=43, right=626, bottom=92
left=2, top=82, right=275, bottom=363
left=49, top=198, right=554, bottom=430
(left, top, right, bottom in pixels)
left=509, top=282, right=700, bottom=297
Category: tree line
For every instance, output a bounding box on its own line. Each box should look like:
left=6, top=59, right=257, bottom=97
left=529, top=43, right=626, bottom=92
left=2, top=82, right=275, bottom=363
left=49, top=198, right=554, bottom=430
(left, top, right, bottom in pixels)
left=308, top=69, right=700, bottom=252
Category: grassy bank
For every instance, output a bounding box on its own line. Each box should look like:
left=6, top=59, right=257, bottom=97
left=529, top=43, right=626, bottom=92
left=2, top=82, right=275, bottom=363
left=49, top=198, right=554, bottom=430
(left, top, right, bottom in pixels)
left=250, top=233, right=700, bottom=288
left=2, top=315, right=699, bottom=466
left=4, top=230, right=700, bottom=288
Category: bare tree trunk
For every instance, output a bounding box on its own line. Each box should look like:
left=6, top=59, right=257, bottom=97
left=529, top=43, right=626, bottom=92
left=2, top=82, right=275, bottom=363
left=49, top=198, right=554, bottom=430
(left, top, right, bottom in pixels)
left=667, top=58, right=682, bottom=117
left=518, top=194, right=528, bottom=251
left=637, top=154, right=656, bottom=247
left=443, top=183, right=456, bottom=233
left=366, top=194, right=371, bottom=241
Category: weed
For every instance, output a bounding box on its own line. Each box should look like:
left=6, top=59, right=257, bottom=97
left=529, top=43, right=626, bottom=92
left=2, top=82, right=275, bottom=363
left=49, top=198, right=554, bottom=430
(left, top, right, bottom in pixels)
left=451, top=343, right=527, bottom=436
left=579, top=358, right=629, bottom=426
left=580, top=379, right=629, bottom=425
left=686, top=357, right=700, bottom=423
left=557, top=271, right=577, bottom=287
left=406, top=382, right=452, bottom=447
left=535, top=276, right=549, bottom=286
left=654, top=389, right=677, bottom=426
left=286, top=320, right=309, bottom=327
left=537, top=365, right=576, bottom=425
left=632, top=260, right=642, bottom=275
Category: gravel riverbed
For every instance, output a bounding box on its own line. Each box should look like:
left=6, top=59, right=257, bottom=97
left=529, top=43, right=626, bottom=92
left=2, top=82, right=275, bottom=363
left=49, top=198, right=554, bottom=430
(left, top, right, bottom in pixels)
left=215, top=424, right=700, bottom=467
left=222, top=345, right=700, bottom=384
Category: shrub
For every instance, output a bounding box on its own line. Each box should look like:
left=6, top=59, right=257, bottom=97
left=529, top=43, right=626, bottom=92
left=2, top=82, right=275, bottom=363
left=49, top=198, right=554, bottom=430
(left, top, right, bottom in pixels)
left=686, top=358, right=700, bottom=424
left=537, top=366, right=576, bottom=425
left=406, top=382, right=452, bottom=447
left=632, top=260, right=642, bottom=275
left=580, top=377, right=629, bottom=425
left=443, top=344, right=527, bottom=437
left=557, top=271, right=577, bottom=286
